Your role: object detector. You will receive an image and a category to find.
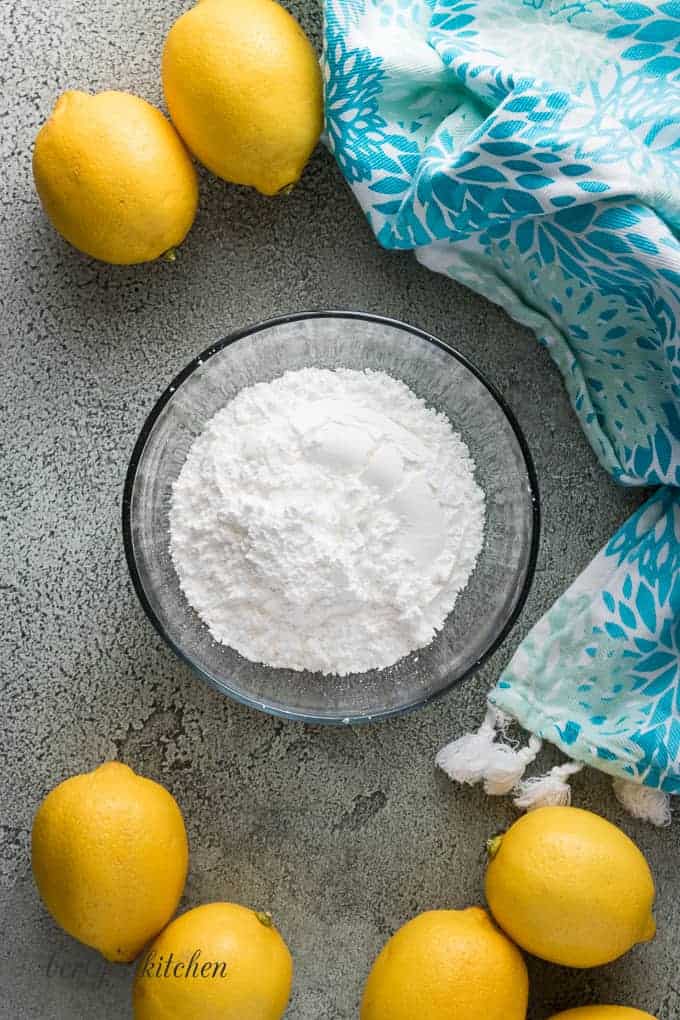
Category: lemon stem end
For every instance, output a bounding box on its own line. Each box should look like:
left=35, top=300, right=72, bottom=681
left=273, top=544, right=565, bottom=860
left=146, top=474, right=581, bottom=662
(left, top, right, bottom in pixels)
left=486, top=835, right=503, bottom=860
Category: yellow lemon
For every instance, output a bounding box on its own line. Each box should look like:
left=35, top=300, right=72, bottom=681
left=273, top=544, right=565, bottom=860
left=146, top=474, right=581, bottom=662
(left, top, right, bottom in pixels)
left=133, top=902, right=293, bottom=1020
left=360, top=907, right=528, bottom=1020
left=485, top=806, right=656, bottom=968
left=32, top=761, right=188, bottom=963
left=162, top=0, right=323, bottom=195
left=549, top=1009, right=657, bottom=1020
left=33, top=90, right=198, bottom=264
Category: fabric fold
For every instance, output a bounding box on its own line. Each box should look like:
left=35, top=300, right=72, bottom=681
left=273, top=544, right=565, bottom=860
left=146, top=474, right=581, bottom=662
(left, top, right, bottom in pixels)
left=324, top=0, right=680, bottom=805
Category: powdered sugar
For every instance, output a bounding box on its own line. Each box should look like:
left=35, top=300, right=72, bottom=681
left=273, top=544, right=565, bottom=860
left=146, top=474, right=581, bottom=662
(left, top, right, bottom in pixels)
left=169, top=368, right=485, bottom=675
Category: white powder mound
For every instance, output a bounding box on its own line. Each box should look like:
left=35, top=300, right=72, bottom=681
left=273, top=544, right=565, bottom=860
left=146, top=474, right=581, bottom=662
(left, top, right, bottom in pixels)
left=169, top=367, right=485, bottom=676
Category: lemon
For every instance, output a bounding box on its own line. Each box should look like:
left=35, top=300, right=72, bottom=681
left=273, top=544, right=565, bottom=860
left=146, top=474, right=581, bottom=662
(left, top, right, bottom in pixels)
left=485, top=806, right=656, bottom=968
left=32, top=761, right=188, bottom=963
left=360, top=907, right=528, bottom=1020
left=162, top=0, right=323, bottom=195
left=33, top=90, right=198, bottom=264
left=549, top=1009, right=657, bottom=1020
left=133, top=902, right=293, bottom=1020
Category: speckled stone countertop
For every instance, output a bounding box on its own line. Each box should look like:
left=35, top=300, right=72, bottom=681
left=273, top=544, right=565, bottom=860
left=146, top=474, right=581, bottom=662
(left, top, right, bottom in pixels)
left=1, top=2, right=678, bottom=1018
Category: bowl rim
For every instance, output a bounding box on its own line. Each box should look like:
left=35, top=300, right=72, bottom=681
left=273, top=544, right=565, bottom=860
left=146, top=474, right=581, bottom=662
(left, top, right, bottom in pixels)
left=122, top=309, right=541, bottom=725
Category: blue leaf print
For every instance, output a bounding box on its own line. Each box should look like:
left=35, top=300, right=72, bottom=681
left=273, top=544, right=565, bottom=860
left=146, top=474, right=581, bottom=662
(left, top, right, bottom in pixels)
left=615, top=2, right=654, bottom=17
left=516, top=220, right=534, bottom=253
left=668, top=718, right=680, bottom=760
left=560, top=164, right=591, bottom=176
left=558, top=721, right=582, bottom=745
left=608, top=23, right=640, bottom=38
left=645, top=55, right=680, bottom=74
left=589, top=231, right=630, bottom=254
left=547, top=92, right=570, bottom=110
left=637, top=651, right=676, bottom=672
left=468, top=184, right=492, bottom=207
left=504, top=160, right=543, bottom=173
left=634, top=445, right=653, bottom=476
left=516, top=173, right=553, bottom=189
left=538, top=229, right=554, bottom=263
left=374, top=199, right=403, bottom=214
left=505, top=96, right=540, bottom=113
left=637, top=582, right=658, bottom=632
left=622, top=43, right=665, bottom=60
left=454, top=150, right=480, bottom=168
left=370, top=176, right=410, bottom=195
left=671, top=576, right=680, bottom=614
left=627, top=234, right=660, bottom=254
left=432, top=175, right=463, bottom=211
left=431, top=12, right=475, bottom=30
left=620, top=602, right=637, bottom=629
left=577, top=181, right=610, bottom=193
left=650, top=688, right=674, bottom=726
left=458, top=166, right=507, bottom=182
left=544, top=223, right=582, bottom=258
left=558, top=250, right=590, bottom=282
left=488, top=120, right=525, bottom=139
left=386, top=134, right=419, bottom=154
left=504, top=189, right=543, bottom=213
left=635, top=20, right=680, bottom=42
left=593, top=208, right=640, bottom=229
left=481, top=141, right=532, bottom=156
left=425, top=200, right=447, bottom=235
left=642, top=665, right=677, bottom=697
left=528, top=111, right=560, bottom=124
left=655, top=427, right=672, bottom=474
left=554, top=205, right=596, bottom=231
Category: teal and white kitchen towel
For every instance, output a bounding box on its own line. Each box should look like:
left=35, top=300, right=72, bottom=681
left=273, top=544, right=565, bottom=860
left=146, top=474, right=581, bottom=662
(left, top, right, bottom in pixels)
left=323, top=0, right=680, bottom=822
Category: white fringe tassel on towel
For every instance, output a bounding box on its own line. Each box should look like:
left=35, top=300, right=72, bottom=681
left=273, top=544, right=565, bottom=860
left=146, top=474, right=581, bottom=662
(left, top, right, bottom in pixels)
left=513, top=761, right=583, bottom=809
left=436, top=705, right=672, bottom=825
left=612, top=777, right=672, bottom=827
left=435, top=706, right=541, bottom=797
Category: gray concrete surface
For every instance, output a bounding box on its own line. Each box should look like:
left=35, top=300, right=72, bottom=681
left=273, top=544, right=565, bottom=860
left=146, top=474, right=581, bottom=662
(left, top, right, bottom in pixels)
left=1, top=2, right=678, bottom=1018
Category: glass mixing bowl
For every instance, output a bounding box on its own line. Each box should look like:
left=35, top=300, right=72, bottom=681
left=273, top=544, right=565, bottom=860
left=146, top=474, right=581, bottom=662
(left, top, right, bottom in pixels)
left=123, top=311, right=539, bottom=724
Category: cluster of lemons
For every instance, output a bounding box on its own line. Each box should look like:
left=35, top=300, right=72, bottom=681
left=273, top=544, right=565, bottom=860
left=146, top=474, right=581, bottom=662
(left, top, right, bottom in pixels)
left=32, top=0, right=323, bottom=265
left=32, top=762, right=291, bottom=1018
left=32, top=760, right=658, bottom=1019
